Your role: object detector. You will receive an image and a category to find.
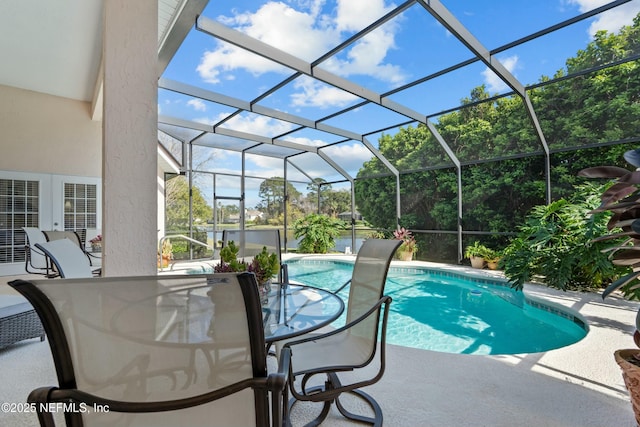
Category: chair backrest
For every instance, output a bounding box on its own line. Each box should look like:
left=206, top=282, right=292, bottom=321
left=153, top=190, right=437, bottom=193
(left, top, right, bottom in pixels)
left=9, top=273, right=270, bottom=427
left=35, top=238, right=93, bottom=278
left=22, top=227, right=48, bottom=270
left=346, top=239, right=401, bottom=336
left=75, top=228, right=87, bottom=248
left=43, top=230, right=83, bottom=248
left=222, top=229, right=287, bottom=282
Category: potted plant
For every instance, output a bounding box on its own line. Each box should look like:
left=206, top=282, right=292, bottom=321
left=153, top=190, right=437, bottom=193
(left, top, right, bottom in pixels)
left=248, top=246, right=280, bottom=303
left=482, top=248, right=502, bottom=270
left=394, top=227, right=417, bottom=261
left=213, top=241, right=247, bottom=273
left=214, top=242, right=279, bottom=304
left=158, top=239, right=172, bottom=268
left=90, top=234, right=102, bottom=252
left=579, top=148, right=640, bottom=425
left=464, top=241, right=487, bottom=269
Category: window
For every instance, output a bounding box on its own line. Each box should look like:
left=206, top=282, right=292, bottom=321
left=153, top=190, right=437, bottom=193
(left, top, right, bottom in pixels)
left=0, top=179, right=39, bottom=263
left=64, top=183, right=98, bottom=230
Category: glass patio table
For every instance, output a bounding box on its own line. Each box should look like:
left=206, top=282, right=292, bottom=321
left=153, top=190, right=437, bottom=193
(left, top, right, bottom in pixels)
left=262, top=283, right=345, bottom=344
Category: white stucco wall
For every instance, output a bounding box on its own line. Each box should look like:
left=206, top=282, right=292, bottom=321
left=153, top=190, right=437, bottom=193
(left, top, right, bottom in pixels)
left=101, top=0, right=158, bottom=276
left=0, top=84, right=101, bottom=176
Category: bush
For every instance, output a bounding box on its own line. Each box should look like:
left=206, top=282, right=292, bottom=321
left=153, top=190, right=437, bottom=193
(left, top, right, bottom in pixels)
left=502, top=183, right=623, bottom=292
left=293, top=214, right=347, bottom=254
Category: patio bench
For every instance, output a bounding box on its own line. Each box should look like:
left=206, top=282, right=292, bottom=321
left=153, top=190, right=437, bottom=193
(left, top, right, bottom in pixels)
left=0, top=295, right=45, bottom=349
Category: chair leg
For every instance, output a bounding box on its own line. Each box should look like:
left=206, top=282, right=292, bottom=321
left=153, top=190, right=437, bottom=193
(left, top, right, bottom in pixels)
left=289, top=373, right=383, bottom=427
left=334, top=389, right=383, bottom=427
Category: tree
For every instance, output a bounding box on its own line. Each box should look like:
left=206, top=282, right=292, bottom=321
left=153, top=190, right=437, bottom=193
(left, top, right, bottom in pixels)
left=165, top=175, right=214, bottom=258
left=165, top=176, right=212, bottom=230
left=355, top=16, right=640, bottom=262
left=257, top=177, right=302, bottom=223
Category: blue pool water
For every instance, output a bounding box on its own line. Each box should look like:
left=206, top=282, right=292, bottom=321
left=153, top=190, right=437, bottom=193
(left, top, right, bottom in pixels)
left=285, top=260, right=588, bottom=355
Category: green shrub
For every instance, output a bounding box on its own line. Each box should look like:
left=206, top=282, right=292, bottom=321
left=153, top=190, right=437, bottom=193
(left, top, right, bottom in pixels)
left=293, top=213, right=347, bottom=254
left=502, top=183, right=624, bottom=292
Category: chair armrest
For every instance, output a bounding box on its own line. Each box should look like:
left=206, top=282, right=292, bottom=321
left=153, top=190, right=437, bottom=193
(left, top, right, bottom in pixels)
left=280, top=263, right=289, bottom=284
left=268, top=346, right=291, bottom=427
left=34, top=379, right=261, bottom=416
left=27, top=387, right=57, bottom=427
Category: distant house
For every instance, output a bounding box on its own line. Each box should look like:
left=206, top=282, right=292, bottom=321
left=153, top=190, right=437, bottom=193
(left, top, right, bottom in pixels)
left=245, top=209, right=264, bottom=222
left=338, top=211, right=363, bottom=222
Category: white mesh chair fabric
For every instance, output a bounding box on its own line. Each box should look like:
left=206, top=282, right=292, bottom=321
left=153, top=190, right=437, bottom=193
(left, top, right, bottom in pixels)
left=9, top=273, right=289, bottom=427
left=43, top=230, right=84, bottom=247
left=44, top=230, right=102, bottom=269
left=22, top=227, right=49, bottom=274
left=35, top=239, right=95, bottom=278
left=222, top=229, right=288, bottom=283
left=282, top=238, right=401, bottom=427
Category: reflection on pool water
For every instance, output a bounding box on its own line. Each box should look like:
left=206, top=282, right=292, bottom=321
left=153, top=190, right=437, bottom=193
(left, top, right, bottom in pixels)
left=285, top=259, right=588, bottom=356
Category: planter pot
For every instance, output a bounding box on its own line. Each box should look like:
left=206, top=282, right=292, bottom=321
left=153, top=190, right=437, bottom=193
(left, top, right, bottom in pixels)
left=487, top=260, right=500, bottom=270
left=470, top=256, right=485, bottom=269
left=158, top=254, right=170, bottom=268
left=258, top=279, right=272, bottom=305
left=614, top=349, right=640, bottom=426
left=398, top=251, right=413, bottom=261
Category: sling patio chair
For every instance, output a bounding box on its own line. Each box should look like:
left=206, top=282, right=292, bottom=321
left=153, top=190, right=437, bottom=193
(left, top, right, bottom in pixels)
left=8, top=272, right=291, bottom=427
left=222, top=229, right=289, bottom=284
left=22, top=227, right=50, bottom=276
left=280, top=238, right=401, bottom=427
left=44, top=229, right=102, bottom=271
left=35, top=238, right=98, bottom=278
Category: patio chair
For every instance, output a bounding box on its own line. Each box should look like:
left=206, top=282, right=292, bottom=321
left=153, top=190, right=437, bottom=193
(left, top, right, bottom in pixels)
left=44, top=229, right=102, bottom=270
left=281, top=238, right=401, bottom=427
left=22, top=227, right=49, bottom=275
left=35, top=238, right=97, bottom=278
left=222, top=229, right=289, bottom=283
left=8, top=273, right=291, bottom=427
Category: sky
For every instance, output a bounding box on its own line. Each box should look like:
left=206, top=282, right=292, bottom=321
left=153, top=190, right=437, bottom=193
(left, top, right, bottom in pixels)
left=159, top=0, right=640, bottom=209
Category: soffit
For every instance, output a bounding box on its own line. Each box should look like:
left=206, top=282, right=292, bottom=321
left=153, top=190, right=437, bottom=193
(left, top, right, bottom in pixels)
left=0, top=0, right=188, bottom=104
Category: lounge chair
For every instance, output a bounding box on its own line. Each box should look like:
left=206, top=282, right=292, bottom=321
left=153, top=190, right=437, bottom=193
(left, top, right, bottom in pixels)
left=35, top=238, right=97, bottom=278
left=281, top=238, right=401, bottom=427
left=44, top=229, right=102, bottom=270
left=8, top=272, right=291, bottom=427
left=22, top=227, right=49, bottom=275
left=222, top=229, right=289, bottom=283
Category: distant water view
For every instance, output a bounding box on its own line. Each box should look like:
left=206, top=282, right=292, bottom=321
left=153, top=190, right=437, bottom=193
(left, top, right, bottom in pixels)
left=207, top=229, right=368, bottom=254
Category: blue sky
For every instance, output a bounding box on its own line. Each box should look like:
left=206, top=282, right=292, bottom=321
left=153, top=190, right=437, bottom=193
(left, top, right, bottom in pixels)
left=159, top=0, right=640, bottom=209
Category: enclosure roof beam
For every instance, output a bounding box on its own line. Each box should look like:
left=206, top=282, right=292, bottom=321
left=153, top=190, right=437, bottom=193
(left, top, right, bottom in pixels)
left=159, top=115, right=319, bottom=154
left=416, top=0, right=525, bottom=97
left=195, top=14, right=461, bottom=172
left=160, top=77, right=365, bottom=144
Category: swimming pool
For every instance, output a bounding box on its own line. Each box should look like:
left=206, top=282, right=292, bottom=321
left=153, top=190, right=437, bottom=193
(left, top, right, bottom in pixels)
left=285, top=259, right=588, bottom=355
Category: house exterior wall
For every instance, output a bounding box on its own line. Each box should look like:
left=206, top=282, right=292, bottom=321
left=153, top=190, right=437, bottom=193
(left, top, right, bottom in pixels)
left=0, top=84, right=101, bottom=176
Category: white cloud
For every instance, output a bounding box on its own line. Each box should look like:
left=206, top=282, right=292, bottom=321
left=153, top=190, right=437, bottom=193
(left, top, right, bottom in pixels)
left=219, top=113, right=296, bottom=137
left=320, top=142, right=374, bottom=174
left=334, top=0, right=395, bottom=32
left=565, top=0, right=640, bottom=37
left=482, top=55, right=519, bottom=93
left=283, top=135, right=328, bottom=148
left=197, top=0, right=406, bottom=106
left=321, top=21, right=409, bottom=85
left=290, top=76, right=360, bottom=108
left=187, top=99, right=207, bottom=112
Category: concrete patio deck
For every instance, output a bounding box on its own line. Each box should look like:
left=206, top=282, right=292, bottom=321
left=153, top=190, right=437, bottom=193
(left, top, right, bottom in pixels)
left=1, top=260, right=638, bottom=426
